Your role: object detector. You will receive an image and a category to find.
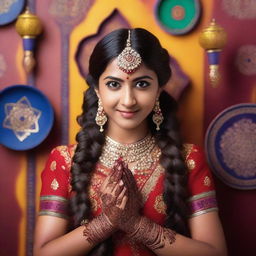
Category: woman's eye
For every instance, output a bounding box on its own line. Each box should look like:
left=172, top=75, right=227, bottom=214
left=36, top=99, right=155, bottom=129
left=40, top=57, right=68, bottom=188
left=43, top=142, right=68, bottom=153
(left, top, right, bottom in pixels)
left=106, top=81, right=120, bottom=89
left=135, top=81, right=150, bottom=89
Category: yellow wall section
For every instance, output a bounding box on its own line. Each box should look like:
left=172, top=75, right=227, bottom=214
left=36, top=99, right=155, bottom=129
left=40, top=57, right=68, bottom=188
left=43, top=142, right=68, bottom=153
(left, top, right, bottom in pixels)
left=69, top=0, right=213, bottom=145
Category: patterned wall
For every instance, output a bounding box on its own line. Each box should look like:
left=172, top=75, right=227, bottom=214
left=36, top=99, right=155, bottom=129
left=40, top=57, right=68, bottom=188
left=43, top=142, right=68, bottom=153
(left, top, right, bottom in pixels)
left=0, top=0, right=255, bottom=256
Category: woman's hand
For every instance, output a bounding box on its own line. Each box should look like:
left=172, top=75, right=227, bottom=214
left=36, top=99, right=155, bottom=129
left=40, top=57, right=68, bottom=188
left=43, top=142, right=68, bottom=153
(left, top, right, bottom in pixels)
left=99, top=159, right=128, bottom=228
left=118, top=161, right=143, bottom=233
left=83, top=159, right=128, bottom=245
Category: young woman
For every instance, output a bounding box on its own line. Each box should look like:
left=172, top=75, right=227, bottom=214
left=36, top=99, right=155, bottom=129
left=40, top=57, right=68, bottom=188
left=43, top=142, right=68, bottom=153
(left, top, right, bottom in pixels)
left=33, top=28, right=227, bottom=256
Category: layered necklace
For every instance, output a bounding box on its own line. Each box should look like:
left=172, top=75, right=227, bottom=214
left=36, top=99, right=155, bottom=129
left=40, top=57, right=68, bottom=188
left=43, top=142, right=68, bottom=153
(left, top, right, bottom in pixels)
left=99, top=134, right=157, bottom=171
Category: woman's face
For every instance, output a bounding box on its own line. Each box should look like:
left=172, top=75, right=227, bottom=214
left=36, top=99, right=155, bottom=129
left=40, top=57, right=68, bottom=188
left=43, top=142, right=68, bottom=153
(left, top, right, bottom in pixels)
left=96, top=58, right=160, bottom=135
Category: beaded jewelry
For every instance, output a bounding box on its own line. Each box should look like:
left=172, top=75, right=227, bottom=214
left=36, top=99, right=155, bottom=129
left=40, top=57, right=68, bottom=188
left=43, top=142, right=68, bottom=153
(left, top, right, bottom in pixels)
left=152, top=99, right=164, bottom=131
left=95, top=98, right=107, bottom=132
left=99, top=134, right=157, bottom=171
left=117, top=30, right=142, bottom=74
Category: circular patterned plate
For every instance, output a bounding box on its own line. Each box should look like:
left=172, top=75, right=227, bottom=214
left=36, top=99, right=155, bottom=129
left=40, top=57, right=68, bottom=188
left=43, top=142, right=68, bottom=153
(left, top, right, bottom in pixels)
left=0, top=85, right=54, bottom=150
left=0, top=0, right=25, bottom=26
left=155, top=0, right=201, bottom=35
left=205, top=103, right=256, bottom=189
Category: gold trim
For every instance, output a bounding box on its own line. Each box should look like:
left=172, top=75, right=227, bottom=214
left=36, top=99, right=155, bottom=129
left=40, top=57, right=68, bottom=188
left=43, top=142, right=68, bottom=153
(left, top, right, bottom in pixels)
left=141, top=163, right=165, bottom=203
left=40, top=195, right=68, bottom=202
left=38, top=211, right=69, bottom=219
left=56, top=145, right=72, bottom=168
left=188, top=190, right=216, bottom=202
left=189, top=207, right=218, bottom=218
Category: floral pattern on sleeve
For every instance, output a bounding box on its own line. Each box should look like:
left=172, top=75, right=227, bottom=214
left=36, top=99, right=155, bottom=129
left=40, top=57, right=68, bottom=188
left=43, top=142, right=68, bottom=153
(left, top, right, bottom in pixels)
left=184, top=144, right=218, bottom=217
left=39, top=145, right=74, bottom=219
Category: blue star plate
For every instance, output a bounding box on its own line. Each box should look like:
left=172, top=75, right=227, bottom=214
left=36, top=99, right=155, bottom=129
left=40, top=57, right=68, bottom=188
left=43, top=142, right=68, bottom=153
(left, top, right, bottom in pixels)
left=0, top=0, right=25, bottom=26
left=0, top=85, right=54, bottom=150
left=205, top=103, right=256, bottom=190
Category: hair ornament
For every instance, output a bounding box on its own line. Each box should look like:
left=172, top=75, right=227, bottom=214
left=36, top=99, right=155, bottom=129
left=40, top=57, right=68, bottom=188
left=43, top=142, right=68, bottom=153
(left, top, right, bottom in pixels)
left=117, top=30, right=142, bottom=74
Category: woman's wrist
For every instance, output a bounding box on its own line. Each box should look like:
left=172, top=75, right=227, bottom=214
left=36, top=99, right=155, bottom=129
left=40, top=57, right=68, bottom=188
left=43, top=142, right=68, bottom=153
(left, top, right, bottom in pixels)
left=83, top=213, right=116, bottom=245
left=127, top=216, right=176, bottom=251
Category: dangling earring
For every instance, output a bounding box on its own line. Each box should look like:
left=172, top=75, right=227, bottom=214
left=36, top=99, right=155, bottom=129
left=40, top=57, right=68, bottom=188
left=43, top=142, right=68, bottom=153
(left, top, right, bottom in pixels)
left=152, top=99, right=163, bottom=131
left=95, top=98, right=107, bottom=132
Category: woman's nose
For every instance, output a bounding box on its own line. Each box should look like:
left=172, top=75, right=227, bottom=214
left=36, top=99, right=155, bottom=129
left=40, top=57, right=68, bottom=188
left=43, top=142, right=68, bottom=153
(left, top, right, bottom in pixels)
left=121, top=87, right=136, bottom=107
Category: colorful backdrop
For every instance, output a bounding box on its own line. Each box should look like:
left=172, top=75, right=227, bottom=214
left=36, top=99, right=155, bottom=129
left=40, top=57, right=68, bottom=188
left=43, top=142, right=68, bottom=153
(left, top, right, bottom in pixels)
left=0, top=0, right=255, bottom=256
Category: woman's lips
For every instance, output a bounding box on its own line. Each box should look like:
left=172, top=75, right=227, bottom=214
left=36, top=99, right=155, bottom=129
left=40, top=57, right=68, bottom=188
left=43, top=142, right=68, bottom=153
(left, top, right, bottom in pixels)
left=117, top=110, right=138, bottom=118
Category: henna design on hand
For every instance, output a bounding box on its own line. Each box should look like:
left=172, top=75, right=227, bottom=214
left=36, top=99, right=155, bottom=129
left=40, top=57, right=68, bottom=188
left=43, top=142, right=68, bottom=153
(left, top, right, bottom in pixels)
left=99, top=159, right=127, bottom=228
left=102, top=193, right=115, bottom=206
left=83, top=213, right=114, bottom=245
left=128, top=217, right=176, bottom=250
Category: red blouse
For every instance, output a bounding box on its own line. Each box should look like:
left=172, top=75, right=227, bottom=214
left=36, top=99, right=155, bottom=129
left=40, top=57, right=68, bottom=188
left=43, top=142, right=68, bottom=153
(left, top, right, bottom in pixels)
left=39, top=144, right=218, bottom=256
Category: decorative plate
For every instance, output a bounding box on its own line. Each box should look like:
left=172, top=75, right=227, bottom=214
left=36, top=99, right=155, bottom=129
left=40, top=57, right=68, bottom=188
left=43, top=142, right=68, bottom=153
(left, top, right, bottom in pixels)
left=0, top=85, right=54, bottom=150
left=155, top=0, right=201, bottom=35
left=205, top=103, right=256, bottom=190
left=0, top=0, right=25, bottom=26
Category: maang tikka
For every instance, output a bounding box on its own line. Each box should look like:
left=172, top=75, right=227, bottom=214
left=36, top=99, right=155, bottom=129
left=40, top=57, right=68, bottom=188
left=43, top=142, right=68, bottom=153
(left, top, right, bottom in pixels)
left=117, top=30, right=142, bottom=74
left=95, top=98, right=107, bottom=132
left=152, top=99, right=163, bottom=131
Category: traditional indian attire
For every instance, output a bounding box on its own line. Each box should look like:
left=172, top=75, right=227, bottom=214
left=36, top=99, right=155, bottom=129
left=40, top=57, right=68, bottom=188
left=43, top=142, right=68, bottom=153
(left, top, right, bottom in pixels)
left=39, top=143, right=218, bottom=256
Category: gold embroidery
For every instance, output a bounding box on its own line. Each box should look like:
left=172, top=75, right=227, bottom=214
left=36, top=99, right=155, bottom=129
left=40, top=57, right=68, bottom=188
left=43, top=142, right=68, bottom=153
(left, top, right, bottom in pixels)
left=50, top=161, right=56, bottom=171
left=183, top=144, right=194, bottom=160
left=51, top=178, right=59, bottom=190
left=90, top=197, right=98, bottom=212
left=56, top=146, right=71, bottom=168
left=187, top=159, right=195, bottom=171
left=141, top=163, right=165, bottom=203
left=61, top=165, right=66, bottom=170
left=183, top=144, right=199, bottom=160
left=204, top=176, right=211, bottom=187
left=154, top=195, right=166, bottom=214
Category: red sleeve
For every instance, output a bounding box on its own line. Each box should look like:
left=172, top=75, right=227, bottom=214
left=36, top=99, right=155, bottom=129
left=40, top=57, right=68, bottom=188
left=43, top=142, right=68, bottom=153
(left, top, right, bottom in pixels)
left=184, top=144, right=218, bottom=218
left=39, top=146, right=72, bottom=219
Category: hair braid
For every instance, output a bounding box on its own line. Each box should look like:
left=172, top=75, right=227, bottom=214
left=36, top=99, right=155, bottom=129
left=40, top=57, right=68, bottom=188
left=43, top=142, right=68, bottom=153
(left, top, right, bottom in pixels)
left=70, top=86, right=113, bottom=255
left=154, top=92, right=189, bottom=236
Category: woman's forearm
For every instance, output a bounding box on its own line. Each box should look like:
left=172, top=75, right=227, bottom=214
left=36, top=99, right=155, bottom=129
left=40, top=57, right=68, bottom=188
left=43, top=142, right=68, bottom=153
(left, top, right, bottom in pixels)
left=154, top=233, right=227, bottom=256
left=34, top=225, right=94, bottom=256
left=126, top=216, right=227, bottom=256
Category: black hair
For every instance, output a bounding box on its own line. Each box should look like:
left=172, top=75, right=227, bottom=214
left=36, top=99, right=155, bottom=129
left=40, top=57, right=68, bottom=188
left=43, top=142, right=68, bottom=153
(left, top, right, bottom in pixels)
left=71, top=28, right=189, bottom=256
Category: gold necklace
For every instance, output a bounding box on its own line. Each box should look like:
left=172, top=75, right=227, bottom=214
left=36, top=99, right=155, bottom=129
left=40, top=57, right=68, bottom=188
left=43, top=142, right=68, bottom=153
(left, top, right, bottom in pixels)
left=99, top=134, right=157, bottom=171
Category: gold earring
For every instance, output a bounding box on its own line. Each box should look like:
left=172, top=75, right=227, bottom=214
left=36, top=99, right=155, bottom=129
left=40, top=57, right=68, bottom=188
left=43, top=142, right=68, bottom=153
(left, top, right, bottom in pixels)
left=152, top=99, right=163, bottom=131
left=95, top=99, right=107, bottom=132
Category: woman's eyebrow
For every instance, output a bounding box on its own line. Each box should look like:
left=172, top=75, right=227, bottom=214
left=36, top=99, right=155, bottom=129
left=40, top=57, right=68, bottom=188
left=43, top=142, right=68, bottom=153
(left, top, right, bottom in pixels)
left=133, top=76, right=153, bottom=82
left=103, top=76, right=123, bottom=82
left=103, top=75, right=154, bottom=82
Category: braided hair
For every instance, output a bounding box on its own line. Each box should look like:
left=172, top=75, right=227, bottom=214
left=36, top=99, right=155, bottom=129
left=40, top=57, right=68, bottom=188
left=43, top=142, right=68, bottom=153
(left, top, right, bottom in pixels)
left=71, top=28, right=189, bottom=255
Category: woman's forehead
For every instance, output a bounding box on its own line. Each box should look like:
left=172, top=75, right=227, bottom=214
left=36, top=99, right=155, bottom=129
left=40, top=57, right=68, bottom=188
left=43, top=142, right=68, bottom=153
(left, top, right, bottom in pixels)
left=100, top=59, right=157, bottom=80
